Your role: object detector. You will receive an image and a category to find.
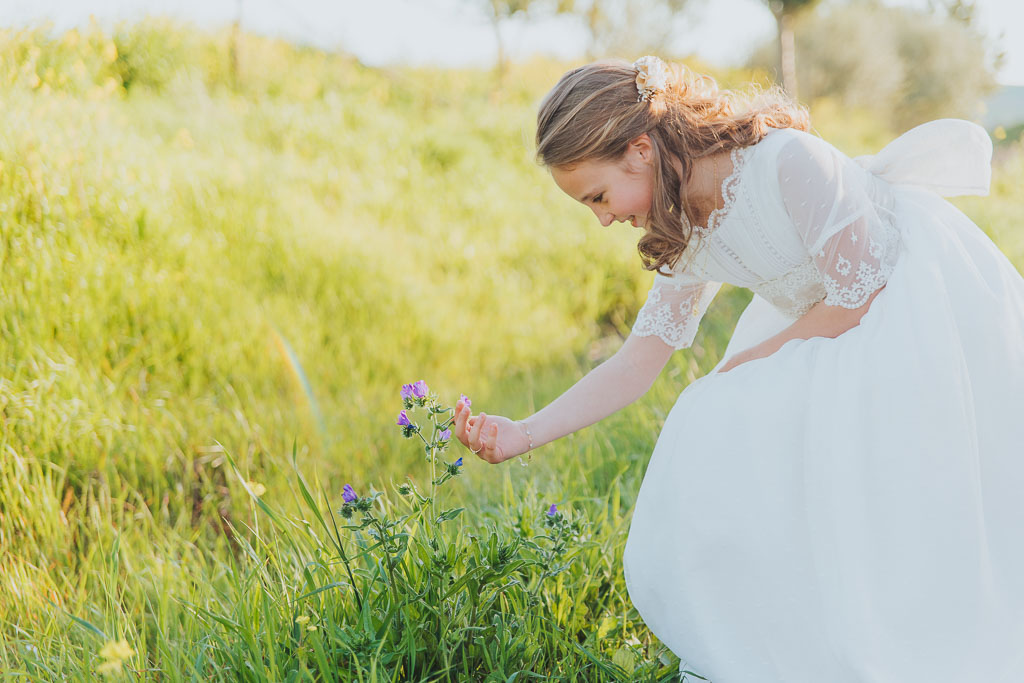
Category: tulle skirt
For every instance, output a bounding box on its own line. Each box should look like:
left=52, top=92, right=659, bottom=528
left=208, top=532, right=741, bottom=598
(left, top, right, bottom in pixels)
left=623, top=188, right=1024, bottom=682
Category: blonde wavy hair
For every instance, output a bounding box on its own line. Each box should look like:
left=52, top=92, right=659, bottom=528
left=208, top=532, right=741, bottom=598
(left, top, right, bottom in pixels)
left=536, top=59, right=810, bottom=273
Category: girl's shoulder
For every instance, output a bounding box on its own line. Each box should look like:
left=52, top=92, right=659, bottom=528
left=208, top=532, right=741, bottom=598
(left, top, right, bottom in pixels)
left=751, top=126, right=822, bottom=155
left=743, top=127, right=849, bottom=177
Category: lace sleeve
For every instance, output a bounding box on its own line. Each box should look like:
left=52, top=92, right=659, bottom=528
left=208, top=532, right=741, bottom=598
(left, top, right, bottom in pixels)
left=632, top=272, right=721, bottom=350
left=776, top=133, right=900, bottom=309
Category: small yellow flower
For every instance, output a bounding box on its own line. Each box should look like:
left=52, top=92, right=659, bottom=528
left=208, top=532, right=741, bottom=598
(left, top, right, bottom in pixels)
left=97, top=638, right=134, bottom=676
left=294, top=615, right=309, bottom=624
left=96, top=659, right=123, bottom=674
left=246, top=480, right=266, bottom=497
left=99, top=639, right=134, bottom=661
left=306, top=625, right=317, bottom=632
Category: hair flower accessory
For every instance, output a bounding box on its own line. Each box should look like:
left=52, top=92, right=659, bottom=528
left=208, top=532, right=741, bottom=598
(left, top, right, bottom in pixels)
left=633, top=55, right=669, bottom=103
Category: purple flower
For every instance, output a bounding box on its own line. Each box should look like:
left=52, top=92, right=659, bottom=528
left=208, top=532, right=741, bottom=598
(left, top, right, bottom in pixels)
left=454, top=457, right=463, bottom=467
left=397, top=410, right=411, bottom=427
left=439, top=428, right=451, bottom=441
left=459, top=394, right=472, bottom=408
left=400, top=383, right=415, bottom=400
left=342, top=484, right=357, bottom=504
left=547, top=503, right=558, bottom=517
left=412, top=380, right=429, bottom=398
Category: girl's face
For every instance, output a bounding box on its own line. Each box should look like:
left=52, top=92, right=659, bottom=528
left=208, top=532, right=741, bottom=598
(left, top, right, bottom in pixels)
left=550, top=135, right=655, bottom=230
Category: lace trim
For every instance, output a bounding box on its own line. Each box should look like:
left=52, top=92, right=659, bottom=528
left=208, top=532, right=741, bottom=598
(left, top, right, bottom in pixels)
left=632, top=282, right=701, bottom=349
left=752, top=259, right=826, bottom=318
left=821, top=214, right=901, bottom=308
left=693, top=146, right=748, bottom=240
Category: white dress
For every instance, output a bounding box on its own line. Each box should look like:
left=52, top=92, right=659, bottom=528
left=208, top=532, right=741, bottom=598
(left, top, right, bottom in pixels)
left=623, top=120, right=1024, bottom=682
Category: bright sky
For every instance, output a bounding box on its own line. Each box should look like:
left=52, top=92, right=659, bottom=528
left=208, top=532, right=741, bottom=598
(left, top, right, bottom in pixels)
left=2, top=0, right=1022, bottom=85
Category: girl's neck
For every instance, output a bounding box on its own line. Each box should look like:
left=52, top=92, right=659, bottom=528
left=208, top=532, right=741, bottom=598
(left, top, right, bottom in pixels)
left=679, top=151, right=733, bottom=226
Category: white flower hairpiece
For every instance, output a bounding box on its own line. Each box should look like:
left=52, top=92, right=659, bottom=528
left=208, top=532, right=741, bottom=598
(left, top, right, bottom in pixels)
left=633, top=55, right=669, bottom=103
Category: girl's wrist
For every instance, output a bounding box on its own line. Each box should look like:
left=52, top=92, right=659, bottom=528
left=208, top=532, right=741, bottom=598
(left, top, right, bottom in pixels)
left=517, top=420, right=534, bottom=450
left=516, top=419, right=535, bottom=463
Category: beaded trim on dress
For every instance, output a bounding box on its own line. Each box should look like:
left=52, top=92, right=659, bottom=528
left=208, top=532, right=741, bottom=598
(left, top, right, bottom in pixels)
left=672, top=145, right=751, bottom=275
left=693, top=147, right=749, bottom=241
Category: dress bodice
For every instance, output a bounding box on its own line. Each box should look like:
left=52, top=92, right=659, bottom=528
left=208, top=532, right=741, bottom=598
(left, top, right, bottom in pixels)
left=632, top=127, right=903, bottom=349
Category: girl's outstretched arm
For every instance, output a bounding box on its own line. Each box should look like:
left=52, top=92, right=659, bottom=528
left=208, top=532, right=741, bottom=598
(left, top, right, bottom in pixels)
left=454, top=333, right=675, bottom=464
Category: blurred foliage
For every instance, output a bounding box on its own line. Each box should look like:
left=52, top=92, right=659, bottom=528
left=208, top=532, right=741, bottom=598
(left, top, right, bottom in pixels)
left=0, top=18, right=673, bottom=680
left=571, top=0, right=693, bottom=58
left=748, top=1, right=998, bottom=130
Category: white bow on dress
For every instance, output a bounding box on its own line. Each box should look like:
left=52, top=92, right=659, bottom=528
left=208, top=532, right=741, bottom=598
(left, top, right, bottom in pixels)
left=854, top=118, right=993, bottom=197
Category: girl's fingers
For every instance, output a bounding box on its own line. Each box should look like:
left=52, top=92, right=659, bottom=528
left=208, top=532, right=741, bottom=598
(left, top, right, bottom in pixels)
left=455, top=401, right=477, bottom=447
left=479, top=422, right=495, bottom=459
left=453, top=401, right=501, bottom=462
left=469, top=413, right=487, bottom=452
left=486, top=424, right=500, bottom=461
left=453, top=401, right=469, bottom=445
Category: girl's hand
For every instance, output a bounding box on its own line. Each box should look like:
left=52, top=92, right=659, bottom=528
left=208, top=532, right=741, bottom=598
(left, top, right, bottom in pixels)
left=453, top=398, right=530, bottom=464
left=718, top=345, right=769, bottom=373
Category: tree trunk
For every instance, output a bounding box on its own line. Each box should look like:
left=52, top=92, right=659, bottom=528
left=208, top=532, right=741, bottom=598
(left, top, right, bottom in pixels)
left=229, top=0, right=242, bottom=91
left=777, top=10, right=798, bottom=100
left=489, top=9, right=506, bottom=86
left=585, top=3, right=601, bottom=60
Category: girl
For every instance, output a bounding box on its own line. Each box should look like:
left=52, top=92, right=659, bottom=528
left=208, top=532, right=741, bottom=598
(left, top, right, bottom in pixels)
left=453, top=56, right=1024, bottom=681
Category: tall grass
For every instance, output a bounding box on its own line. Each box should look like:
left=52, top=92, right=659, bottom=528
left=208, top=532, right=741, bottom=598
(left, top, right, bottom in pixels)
left=1, top=18, right=1021, bottom=680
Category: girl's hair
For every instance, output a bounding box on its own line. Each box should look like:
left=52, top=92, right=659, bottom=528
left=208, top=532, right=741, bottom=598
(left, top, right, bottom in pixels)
left=536, top=60, right=809, bottom=273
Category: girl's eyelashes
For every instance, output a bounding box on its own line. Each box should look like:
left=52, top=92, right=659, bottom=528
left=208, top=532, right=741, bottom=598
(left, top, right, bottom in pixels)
left=592, top=193, right=604, bottom=203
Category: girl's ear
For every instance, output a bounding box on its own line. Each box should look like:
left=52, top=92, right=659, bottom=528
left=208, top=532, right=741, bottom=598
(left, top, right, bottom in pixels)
left=629, top=133, right=654, bottom=165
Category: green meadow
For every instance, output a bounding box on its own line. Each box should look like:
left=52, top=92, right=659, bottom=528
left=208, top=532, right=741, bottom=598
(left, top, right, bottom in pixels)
left=2, top=19, right=1022, bottom=681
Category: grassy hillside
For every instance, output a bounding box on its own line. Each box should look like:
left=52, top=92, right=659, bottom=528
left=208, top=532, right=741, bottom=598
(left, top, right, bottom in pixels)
left=1, top=19, right=1021, bottom=681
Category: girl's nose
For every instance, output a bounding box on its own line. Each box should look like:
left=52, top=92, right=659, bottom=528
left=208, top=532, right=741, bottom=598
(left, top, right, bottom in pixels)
left=594, top=209, right=614, bottom=227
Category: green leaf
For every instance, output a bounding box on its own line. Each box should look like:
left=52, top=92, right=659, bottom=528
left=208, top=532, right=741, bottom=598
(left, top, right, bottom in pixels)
left=434, top=507, right=465, bottom=523
left=612, top=646, right=637, bottom=674
left=296, top=581, right=348, bottom=602
left=57, top=606, right=107, bottom=639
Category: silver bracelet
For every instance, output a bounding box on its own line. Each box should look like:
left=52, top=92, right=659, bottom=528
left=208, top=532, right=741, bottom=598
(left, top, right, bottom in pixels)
left=517, top=420, right=534, bottom=464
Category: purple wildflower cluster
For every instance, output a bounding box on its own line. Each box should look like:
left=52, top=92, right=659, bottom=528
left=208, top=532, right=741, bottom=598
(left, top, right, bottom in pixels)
left=339, top=483, right=373, bottom=518
left=342, top=484, right=357, bottom=504
left=542, top=501, right=582, bottom=543
left=397, top=380, right=469, bottom=483
left=396, top=409, right=419, bottom=438
left=328, top=378, right=587, bottom=631
left=401, top=380, right=430, bottom=409
left=397, top=380, right=433, bottom=437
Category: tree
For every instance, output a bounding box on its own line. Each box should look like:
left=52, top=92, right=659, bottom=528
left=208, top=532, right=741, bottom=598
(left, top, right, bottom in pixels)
left=571, top=0, right=692, bottom=59
left=927, top=0, right=979, bottom=25
left=748, top=3, right=998, bottom=130
left=229, top=0, right=242, bottom=90
left=760, top=0, right=822, bottom=100
left=481, top=0, right=536, bottom=83
left=927, top=0, right=1005, bottom=74
left=479, top=0, right=697, bottom=84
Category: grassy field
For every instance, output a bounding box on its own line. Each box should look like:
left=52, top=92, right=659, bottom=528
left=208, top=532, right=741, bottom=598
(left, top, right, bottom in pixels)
left=2, top=19, right=1022, bottom=681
